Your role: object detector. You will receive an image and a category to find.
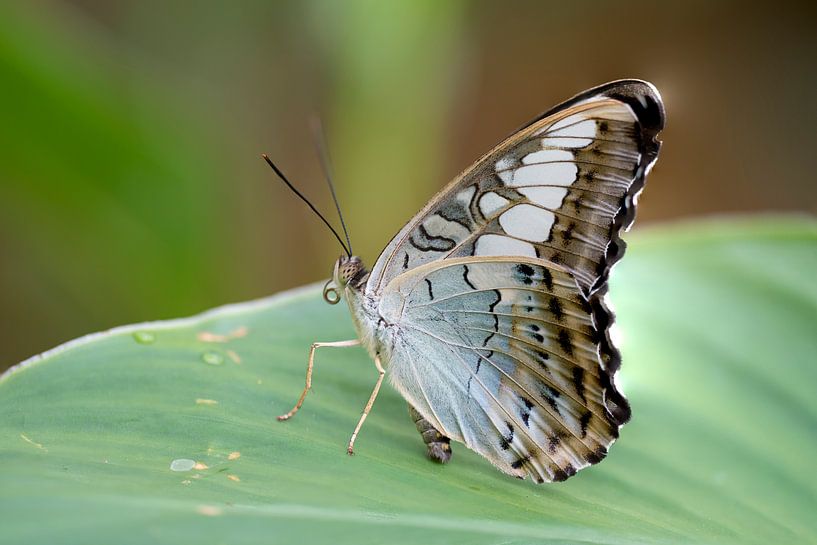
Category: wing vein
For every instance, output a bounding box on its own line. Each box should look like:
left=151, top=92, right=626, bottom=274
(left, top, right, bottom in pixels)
left=411, top=286, right=583, bottom=311
left=403, top=322, right=608, bottom=419
left=441, top=308, right=596, bottom=339
left=412, top=322, right=599, bottom=454
left=496, top=159, right=634, bottom=175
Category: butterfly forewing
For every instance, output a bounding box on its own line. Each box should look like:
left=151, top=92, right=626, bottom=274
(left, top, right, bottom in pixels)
left=367, top=81, right=663, bottom=296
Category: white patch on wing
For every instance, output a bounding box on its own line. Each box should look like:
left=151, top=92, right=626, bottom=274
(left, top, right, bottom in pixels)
left=511, top=163, right=577, bottom=187
left=588, top=103, right=637, bottom=122
left=518, top=186, right=568, bottom=209
left=422, top=213, right=468, bottom=240
left=478, top=191, right=510, bottom=218
left=455, top=185, right=477, bottom=207
left=498, top=204, right=555, bottom=242
left=541, top=136, right=593, bottom=148
left=522, top=149, right=574, bottom=165
left=475, top=234, right=537, bottom=257
left=549, top=119, right=597, bottom=139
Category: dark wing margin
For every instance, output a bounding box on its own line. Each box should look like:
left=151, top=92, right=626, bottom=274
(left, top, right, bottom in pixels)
left=500, top=80, right=663, bottom=426
left=562, top=81, right=663, bottom=426
left=532, top=79, right=665, bottom=294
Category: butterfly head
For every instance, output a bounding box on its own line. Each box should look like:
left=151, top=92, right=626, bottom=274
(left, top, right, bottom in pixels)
left=324, top=255, right=367, bottom=304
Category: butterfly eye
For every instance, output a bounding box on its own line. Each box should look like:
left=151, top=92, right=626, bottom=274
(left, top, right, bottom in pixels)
left=323, top=279, right=341, bottom=305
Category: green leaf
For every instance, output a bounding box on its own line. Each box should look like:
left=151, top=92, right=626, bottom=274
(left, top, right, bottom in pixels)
left=2, top=216, right=815, bottom=545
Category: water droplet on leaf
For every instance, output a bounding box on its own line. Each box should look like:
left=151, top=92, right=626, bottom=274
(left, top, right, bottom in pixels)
left=201, top=351, right=224, bottom=365
left=170, top=458, right=196, bottom=472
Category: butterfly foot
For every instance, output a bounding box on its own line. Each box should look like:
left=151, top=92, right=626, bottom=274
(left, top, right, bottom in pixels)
left=347, top=445, right=355, bottom=456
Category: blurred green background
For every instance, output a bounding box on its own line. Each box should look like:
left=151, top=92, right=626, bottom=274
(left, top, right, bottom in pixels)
left=1, top=1, right=815, bottom=371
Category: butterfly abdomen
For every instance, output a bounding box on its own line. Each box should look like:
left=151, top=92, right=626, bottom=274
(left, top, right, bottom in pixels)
left=408, top=404, right=452, bottom=463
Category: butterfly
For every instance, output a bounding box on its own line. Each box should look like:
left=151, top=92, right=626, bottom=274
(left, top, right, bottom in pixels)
left=269, top=79, right=665, bottom=483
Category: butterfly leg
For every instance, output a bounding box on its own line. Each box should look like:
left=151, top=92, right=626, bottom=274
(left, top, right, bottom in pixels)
left=408, top=404, right=453, bottom=463
left=277, top=339, right=361, bottom=421
left=347, top=355, right=385, bottom=456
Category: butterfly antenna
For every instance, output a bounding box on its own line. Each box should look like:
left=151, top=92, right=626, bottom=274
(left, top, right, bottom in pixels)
left=310, top=116, right=353, bottom=255
left=262, top=154, right=351, bottom=257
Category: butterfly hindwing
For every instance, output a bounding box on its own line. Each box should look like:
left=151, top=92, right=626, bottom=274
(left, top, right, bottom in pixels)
left=378, top=256, right=626, bottom=482
left=367, top=80, right=664, bottom=296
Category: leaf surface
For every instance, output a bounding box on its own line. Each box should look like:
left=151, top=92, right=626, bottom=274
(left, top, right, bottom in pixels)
left=2, top=217, right=815, bottom=545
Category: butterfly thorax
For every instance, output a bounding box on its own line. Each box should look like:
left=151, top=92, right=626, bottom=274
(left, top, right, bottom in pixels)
left=327, top=256, right=383, bottom=360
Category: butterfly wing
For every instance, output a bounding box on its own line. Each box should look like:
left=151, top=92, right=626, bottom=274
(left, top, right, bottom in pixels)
left=378, top=256, right=624, bottom=482
left=364, top=80, right=664, bottom=481
left=366, top=80, right=664, bottom=297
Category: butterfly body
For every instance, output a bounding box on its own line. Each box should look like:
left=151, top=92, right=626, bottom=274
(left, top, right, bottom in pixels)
left=287, top=80, right=665, bottom=483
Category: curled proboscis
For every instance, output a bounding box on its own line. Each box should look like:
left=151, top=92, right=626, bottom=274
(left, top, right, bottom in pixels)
left=323, top=280, right=340, bottom=305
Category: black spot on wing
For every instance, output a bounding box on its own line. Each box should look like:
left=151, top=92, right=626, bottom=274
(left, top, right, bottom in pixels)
left=572, top=367, right=586, bottom=403
left=547, top=434, right=560, bottom=454
left=552, top=467, right=568, bottom=482
left=562, top=222, right=576, bottom=245
left=515, top=264, right=535, bottom=285
left=571, top=193, right=584, bottom=213
left=473, top=350, right=490, bottom=378
left=462, top=265, right=476, bottom=290
left=585, top=445, right=608, bottom=465
left=488, top=290, right=501, bottom=313
left=402, top=253, right=409, bottom=270
left=535, top=350, right=551, bottom=372
left=542, top=268, right=553, bottom=290
left=541, top=385, right=561, bottom=414
left=468, top=350, right=488, bottom=397
left=528, top=322, right=545, bottom=343
left=511, top=455, right=531, bottom=470
left=579, top=411, right=592, bottom=438
left=500, top=422, right=514, bottom=450
left=519, top=397, right=533, bottom=428
left=558, top=329, right=574, bottom=356
left=482, top=289, right=501, bottom=347
left=548, top=298, right=564, bottom=321
left=425, top=278, right=434, bottom=301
